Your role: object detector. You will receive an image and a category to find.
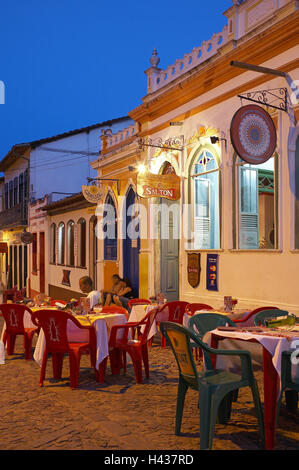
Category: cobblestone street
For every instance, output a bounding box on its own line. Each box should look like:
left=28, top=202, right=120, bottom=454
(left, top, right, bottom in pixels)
left=0, top=317, right=298, bottom=452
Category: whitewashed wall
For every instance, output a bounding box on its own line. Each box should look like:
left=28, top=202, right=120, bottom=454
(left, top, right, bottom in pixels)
left=30, top=119, right=132, bottom=202
left=147, top=50, right=299, bottom=313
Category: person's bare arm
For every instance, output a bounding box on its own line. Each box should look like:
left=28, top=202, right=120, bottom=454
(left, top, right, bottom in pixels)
left=117, top=287, right=132, bottom=296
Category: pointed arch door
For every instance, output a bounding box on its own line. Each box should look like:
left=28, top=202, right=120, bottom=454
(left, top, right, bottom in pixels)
left=89, top=216, right=98, bottom=288
left=123, top=187, right=140, bottom=296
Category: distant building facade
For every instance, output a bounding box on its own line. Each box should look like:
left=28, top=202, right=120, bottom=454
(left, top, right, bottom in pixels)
left=0, top=116, right=133, bottom=294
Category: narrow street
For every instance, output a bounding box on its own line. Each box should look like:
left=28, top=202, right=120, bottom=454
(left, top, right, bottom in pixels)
left=0, top=317, right=298, bottom=451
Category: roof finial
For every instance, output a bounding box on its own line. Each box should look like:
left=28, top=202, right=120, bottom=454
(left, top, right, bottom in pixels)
left=150, top=48, right=160, bottom=67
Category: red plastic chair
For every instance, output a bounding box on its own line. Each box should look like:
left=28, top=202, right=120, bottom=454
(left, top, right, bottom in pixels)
left=100, top=305, right=129, bottom=320
left=185, top=303, right=214, bottom=316
left=0, top=303, right=38, bottom=360
left=128, top=298, right=151, bottom=309
left=156, top=301, right=189, bottom=347
left=108, top=308, right=159, bottom=384
left=233, top=306, right=278, bottom=324
left=31, top=309, right=97, bottom=389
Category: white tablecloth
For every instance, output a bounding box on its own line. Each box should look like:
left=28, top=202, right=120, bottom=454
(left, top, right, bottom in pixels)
left=33, top=313, right=127, bottom=369
left=129, top=304, right=160, bottom=340
left=204, top=326, right=299, bottom=394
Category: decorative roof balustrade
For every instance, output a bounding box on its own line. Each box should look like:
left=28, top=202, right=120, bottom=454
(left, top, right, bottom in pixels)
left=146, top=24, right=228, bottom=94
left=100, top=123, right=139, bottom=156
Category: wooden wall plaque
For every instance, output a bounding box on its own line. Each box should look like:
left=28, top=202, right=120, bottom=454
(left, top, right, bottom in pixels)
left=187, top=253, right=201, bottom=288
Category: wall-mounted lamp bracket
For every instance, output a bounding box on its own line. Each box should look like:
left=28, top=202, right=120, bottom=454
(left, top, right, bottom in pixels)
left=210, top=136, right=227, bottom=151
left=138, top=135, right=184, bottom=152
left=237, top=88, right=288, bottom=112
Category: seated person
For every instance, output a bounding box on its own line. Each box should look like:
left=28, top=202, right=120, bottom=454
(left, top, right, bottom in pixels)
left=79, top=276, right=100, bottom=310
left=111, top=278, right=136, bottom=311
left=101, top=274, right=123, bottom=305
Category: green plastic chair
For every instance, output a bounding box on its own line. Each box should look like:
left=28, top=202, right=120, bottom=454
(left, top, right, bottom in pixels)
left=253, top=309, right=289, bottom=326
left=277, top=349, right=299, bottom=416
left=160, top=321, right=264, bottom=450
left=188, top=313, right=236, bottom=365
left=188, top=313, right=235, bottom=337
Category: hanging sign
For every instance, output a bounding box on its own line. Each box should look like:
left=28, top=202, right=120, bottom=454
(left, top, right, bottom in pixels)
left=0, top=242, right=8, bottom=253
left=206, top=254, right=219, bottom=291
left=230, top=104, right=277, bottom=164
left=137, top=172, right=181, bottom=200
left=187, top=253, right=201, bottom=288
left=20, top=231, right=34, bottom=244
left=82, top=185, right=105, bottom=204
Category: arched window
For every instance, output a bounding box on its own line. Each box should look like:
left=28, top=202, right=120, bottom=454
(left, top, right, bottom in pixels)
left=235, top=154, right=277, bottom=249
left=77, top=218, right=86, bottom=267
left=50, top=223, right=56, bottom=264
left=57, top=222, right=65, bottom=265
left=191, top=149, right=220, bottom=249
left=67, top=220, right=75, bottom=266
left=104, top=193, right=117, bottom=260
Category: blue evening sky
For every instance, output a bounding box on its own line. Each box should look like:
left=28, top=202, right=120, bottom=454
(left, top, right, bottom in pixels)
left=0, top=0, right=232, bottom=160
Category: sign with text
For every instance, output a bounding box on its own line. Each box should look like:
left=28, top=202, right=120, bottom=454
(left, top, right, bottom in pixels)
left=137, top=172, right=181, bottom=200
left=206, top=254, right=219, bottom=291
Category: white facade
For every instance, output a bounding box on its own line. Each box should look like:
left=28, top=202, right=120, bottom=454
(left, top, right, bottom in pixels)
left=29, top=195, right=97, bottom=300
left=128, top=0, right=299, bottom=313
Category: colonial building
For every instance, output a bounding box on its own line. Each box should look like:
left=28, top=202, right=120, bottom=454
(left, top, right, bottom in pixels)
left=92, top=0, right=299, bottom=313
left=28, top=193, right=98, bottom=300
left=0, top=116, right=133, bottom=293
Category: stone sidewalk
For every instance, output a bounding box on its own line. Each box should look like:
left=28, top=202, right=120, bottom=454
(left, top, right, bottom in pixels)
left=0, top=317, right=298, bottom=451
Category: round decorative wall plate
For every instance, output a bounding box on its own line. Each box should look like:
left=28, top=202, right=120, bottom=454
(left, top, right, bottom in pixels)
left=230, top=104, right=277, bottom=164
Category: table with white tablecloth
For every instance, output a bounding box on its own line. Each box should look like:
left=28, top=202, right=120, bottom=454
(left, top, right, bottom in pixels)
left=33, top=312, right=127, bottom=370
left=183, top=308, right=252, bottom=328
left=204, top=326, right=299, bottom=450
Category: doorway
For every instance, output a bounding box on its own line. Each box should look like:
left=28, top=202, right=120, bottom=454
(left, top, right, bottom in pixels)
left=159, top=162, right=180, bottom=301
left=39, top=232, right=45, bottom=293
left=89, top=216, right=98, bottom=289
left=123, top=187, right=140, bottom=297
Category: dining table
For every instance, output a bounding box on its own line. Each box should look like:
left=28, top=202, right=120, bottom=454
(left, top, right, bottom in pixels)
left=129, top=304, right=254, bottom=342
left=203, top=324, right=299, bottom=450
left=33, top=309, right=127, bottom=376
left=183, top=308, right=253, bottom=327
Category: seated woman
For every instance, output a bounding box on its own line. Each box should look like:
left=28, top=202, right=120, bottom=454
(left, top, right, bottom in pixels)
left=101, top=274, right=122, bottom=305
left=106, top=278, right=135, bottom=311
